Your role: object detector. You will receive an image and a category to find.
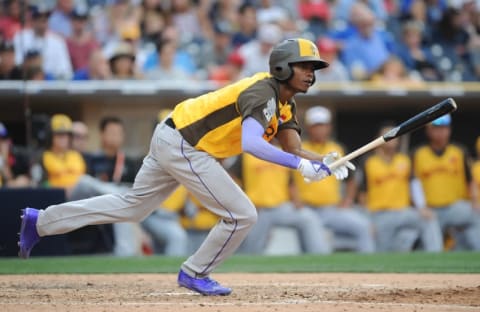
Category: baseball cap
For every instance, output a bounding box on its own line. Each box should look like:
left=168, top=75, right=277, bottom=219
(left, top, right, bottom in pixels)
left=51, top=114, right=73, bottom=133
left=305, top=106, right=331, bottom=126
left=0, top=122, right=8, bottom=138
left=431, top=114, right=451, bottom=126
left=316, top=37, right=337, bottom=53
left=258, top=24, right=283, bottom=45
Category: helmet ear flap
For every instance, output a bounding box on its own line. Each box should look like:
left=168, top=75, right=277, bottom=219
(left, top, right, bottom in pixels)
left=274, top=64, right=293, bottom=81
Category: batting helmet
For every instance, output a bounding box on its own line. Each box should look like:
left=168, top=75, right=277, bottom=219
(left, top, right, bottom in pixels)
left=269, top=38, right=329, bottom=82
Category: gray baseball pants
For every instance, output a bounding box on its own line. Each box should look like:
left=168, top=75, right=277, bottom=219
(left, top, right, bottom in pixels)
left=37, top=121, right=257, bottom=276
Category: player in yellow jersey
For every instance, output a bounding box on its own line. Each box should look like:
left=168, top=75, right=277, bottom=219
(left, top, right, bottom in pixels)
left=412, top=115, right=480, bottom=250
left=472, top=137, right=480, bottom=210
left=292, top=106, right=374, bottom=253
left=236, top=152, right=331, bottom=254
left=19, top=38, right=355, bottom=296
left=359, top=123, right=443, bottom=252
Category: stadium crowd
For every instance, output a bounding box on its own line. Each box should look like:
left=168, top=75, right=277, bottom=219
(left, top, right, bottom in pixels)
left=0, top=0, right=480, bottom=82
left=1, top=0, right=480, bottom=256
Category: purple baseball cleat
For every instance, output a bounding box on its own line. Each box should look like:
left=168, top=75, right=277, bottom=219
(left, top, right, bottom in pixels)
left=18, top=208, right=40, bottom=259
left=177, top=269, right=232, bottom=296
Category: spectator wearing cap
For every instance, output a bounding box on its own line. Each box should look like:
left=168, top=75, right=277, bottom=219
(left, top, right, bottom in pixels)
left=66, top=7, right=99, bottom=71
left=48, top=0, right=75, bottom=38
left=298, top=0, right=331, bottom=38
left=13, top=4, right=73, bottom=79
left=208, top=50, right=244, bottom=85
left=0, top=0, right=23, bottom=41
left=412, top=114, right=480, bottom=250
left=231, top=2, right=257, bottom=48
left=314, top=37, right=349, bottom=82
left=0, top=41, right=22, bottom=79
left=291, top=106, right=375, bottom=253
left=238, top=23, right=283, bottom=78
left=0, top=122, right=31, bottom=188
left=109, top=41, right=142, bottom=79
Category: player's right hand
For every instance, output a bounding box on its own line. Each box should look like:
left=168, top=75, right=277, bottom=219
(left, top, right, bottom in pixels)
left=297, top=158, right=331, bottom=182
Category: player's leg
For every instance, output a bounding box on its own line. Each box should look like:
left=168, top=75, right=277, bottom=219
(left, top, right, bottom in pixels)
left=416, top=211, right=443, bottom=252
left=371, top=211, right=401, bottom=252
left=319, top=207, right=375, bottom=253
left=19, top=124, right=180, bottom=258
left=272, top=203, right=332, bottom=254
left=437, top=201, right=480, bottom=250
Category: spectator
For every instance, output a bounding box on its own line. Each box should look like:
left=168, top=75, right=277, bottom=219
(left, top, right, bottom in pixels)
left=0, top=122, right=31, bottom=188
left=208, top=50, right=244, bottom=85
left=145, top=39, right=191, bottom=80
left=298, top=0, right=331, bottom=38
left=0, top=0, right=22, bottom=41
left=171, top=0, right=211, bottom=42
left=237, top=153, right=331, bottom=254
left=71, top=121, right=90, bottom=154
left=431, top=7, right=474, bottom=80
left=196, top=21, right=235, bottom=75
left=256, top=0, right=297, bottom=33
left=340, top=3, right=391, bottom=80
left=370, top=55, right=424, bottom=87
left=0, top=40, right=22, bottom=79
left=412, top=114, right=480, bottom=251
left=334, top=0, right=387, bottom=23
left=399, top=0, right=433, bottom=44
left=19, top=50, right=55, bottom=80
left=231, top=2, right=257, bottom=48
left=73, top=49, right=112, bottom=80
left=109, top=41, right=142, bottom=79
left=291, top=106, right=375, bottom=253
left=314, top=37, right=349, bottom=82
left=48, top=0, right=75, bottom=37
left=13, top=4, right=73, bottom=79
left=358, top=123, right=443, bottom=252
left=238, top=23, right=283, bottom=77
left=66, top=7, right=99, bottom=71
left=394, top=21, right=442, bottom=81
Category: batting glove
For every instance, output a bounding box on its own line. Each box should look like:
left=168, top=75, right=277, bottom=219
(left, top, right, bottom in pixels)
left=323, top=152, right=356, bottom=180
left=297, top=158, right=331, bottom=183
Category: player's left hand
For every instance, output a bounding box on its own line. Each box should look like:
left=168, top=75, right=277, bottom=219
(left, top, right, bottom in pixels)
left=323, top=152, right=356, bottom=180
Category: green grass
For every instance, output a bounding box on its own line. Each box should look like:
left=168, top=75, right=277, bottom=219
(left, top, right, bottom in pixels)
left=1, top=252, right=480, bottom=274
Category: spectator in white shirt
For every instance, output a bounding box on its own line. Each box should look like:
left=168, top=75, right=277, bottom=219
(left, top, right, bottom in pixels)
left=13, top=4, right=73, bottom=80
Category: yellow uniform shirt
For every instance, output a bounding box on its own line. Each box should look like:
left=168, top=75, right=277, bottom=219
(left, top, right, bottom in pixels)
left=242, top=153, right=290, bottom=208
left=363, top=153, right=411, bottom=211
left=171, top=72, right=300, bottom=158
left=413, top=144, right=469, bottom=207
left=161, top=185, right=187, bottom=213
left=293, top=140, right=343, bottom=206
left=42, top=150, right=86, bottom=188
left=472, top=160, right=480, bottom=200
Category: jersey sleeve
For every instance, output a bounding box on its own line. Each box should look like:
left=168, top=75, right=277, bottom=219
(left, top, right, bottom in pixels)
left=277, top=99, right=301, bottom=134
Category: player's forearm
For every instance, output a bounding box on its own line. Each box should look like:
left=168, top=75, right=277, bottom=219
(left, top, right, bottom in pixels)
left=276, top=128, right=323, bottom=161
left=242, top=117, right=301, bottom=169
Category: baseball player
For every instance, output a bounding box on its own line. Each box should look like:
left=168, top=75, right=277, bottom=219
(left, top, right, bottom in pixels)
left=359, top=123, right=443, bottom=252
left=18, top=38, right=354, bottom=296
left=472, top=137, right=480, bottom=210
left=236, top=153, right=332, bottom=254
left=292, top=106, right=375, bottom=253
left=412, top=114, right=480, bottom=250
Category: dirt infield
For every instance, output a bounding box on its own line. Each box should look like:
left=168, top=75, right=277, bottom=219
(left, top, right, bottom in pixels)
left=1, top=273, right=479, bottom=312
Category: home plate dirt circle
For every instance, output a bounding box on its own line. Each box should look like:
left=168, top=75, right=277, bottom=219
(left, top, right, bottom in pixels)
left=1, top=273, right=479, bottom=312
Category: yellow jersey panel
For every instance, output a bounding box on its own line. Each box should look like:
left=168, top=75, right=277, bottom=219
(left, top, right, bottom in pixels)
left=413, top=144, right=468, bottom=207
left=42, top=150, right=86, bottom=188
left=364, top=153, right=411, bottom=211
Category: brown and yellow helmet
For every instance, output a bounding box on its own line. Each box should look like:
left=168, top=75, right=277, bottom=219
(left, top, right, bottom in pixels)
left=269, top=38, right=329, bottom=81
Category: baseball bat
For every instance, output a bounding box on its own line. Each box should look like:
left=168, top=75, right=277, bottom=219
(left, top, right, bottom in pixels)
left=328, top=97, right=458, bottom=170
